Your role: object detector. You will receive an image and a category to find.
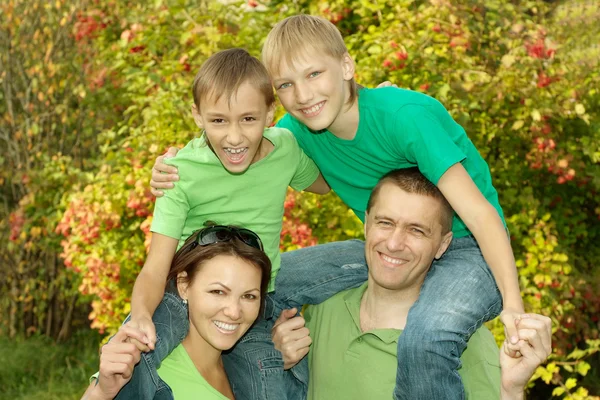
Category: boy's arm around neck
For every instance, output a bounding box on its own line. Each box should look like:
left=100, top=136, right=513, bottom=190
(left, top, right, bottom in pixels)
left=130, top=233, right=179, bottom=347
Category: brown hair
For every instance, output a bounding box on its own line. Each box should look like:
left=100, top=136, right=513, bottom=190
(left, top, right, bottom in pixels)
left=167, top=227, right=272, bottom=316
left=192, top=48, right=275, bottom=110
left=367, top=168, right=454, bottom=234
left=261, top=14, right=357, bottom=105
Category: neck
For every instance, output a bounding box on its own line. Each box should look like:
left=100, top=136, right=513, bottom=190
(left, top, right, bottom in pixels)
left=181, top=331, right=223, bottom=374
left=327, top=90, right=360, bottom=140
left=359, top=277, right=421, bottom=331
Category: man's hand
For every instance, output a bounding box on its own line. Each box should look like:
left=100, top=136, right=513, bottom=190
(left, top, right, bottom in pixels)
left=126, top=316, right=155, bottom=352
left=150, top=147, right=180, bottom=197
left=86, top=326, right=147, bottom=400
left=500, top=314, right=552, bottom=400
left=271, top=308, right=312, bottom=370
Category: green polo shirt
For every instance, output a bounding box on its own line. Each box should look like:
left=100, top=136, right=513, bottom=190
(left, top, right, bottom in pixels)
left=304, top=283, right=501, bottom=400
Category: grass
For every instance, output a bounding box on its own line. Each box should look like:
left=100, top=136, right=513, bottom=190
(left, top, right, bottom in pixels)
left=0, top=330, right=102, bottom=400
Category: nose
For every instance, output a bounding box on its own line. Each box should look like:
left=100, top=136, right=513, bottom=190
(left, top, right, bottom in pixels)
left=386, top=228, right=407, bottom=252
left=294, top=81, right=314, bottom=105
left=227, top=124, right=244, bottom=147
left=223, top=298, right=242, bottom=321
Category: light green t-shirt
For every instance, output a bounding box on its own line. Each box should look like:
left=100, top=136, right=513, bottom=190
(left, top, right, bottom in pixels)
left=304, top=283, right=501, bottom=400
left=277, top=87, right=505, bottom=238
left=156, top=343, right=229, bottom=399
left=151, top=127, right=320, bottom=291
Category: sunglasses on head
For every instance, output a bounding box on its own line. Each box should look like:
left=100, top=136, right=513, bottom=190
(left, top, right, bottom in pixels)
left=189, top=225, right=264, bottom=252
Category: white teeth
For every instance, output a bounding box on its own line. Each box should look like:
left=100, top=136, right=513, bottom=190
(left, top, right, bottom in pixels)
left=381, top=254, right=405, bottom=265
left=225, top=148, right=247, bottom=154
left=301, top=102, right=323, bottom=115
left=213, top=321, right=238, bottom=331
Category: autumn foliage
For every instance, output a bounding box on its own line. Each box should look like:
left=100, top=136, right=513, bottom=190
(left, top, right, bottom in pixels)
left=1, top=0, right=599, bottom=397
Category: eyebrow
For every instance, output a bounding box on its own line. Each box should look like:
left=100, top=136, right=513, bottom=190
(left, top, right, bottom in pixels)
left=374, top=215, right=433, bottom=234
left=211, top=282, right=261, bottom=293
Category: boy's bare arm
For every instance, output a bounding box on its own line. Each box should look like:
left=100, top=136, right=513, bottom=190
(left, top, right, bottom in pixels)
left=304, top=173, right=330, bottom=195
left=437, top=163, right=524, bottom=344
left=130, top=233, right=179, bottom=347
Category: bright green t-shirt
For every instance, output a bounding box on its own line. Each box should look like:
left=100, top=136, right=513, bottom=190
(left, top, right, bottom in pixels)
left=151, top=127, right=320, bottom=291
left=304, top=283, right=501, bottom=400
left=156, top=343, right=229, bottom=399
left=277, top=87, right=505, bottom=238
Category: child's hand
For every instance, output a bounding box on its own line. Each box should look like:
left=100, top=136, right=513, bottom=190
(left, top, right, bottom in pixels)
left=271, top=308, right=312, bottom=370
left=150, top=147, right=180, bottom=197
left=500, top=308, right=526, bottom=357
left=126, top=316, right=155, bottom=352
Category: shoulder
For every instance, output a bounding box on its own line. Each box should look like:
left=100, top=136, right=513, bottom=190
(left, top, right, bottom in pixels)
left=165, top=137, right=215, bottom=167
left=360, top=87, right=444, bottom=116
left=264, top=127, right=301, bottom=152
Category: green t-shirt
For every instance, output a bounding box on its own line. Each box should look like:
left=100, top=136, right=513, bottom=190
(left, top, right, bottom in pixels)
left=304, top=283, right=501, bottom=400
left=156, top=343, right=229, bottom=399
left=151, top=127, right=320, bottom=291
left=277, top=87, right=505, bottom=238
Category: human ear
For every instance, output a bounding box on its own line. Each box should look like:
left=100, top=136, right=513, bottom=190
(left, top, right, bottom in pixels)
left=363, top=211, right=369, bottom=238
left=266, top=103, right=275, bottom=127
left=341, top=53, right=355, bottom=81
left=177, top=271, right=190, bottom=300
left=191, top=104, right=204, bottom=129
left=435, top=232, right=453, bottom=259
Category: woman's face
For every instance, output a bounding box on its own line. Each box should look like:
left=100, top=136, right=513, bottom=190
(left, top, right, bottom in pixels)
left=179, top=254, right=262, bottom=351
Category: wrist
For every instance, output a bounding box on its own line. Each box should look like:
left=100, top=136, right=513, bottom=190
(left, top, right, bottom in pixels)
left=501, top=384, right=525, bottom=400
left=87, top=385, right=113, bottom=400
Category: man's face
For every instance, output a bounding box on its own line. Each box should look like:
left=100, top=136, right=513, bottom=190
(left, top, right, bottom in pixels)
left=270, top=51, right=354, bottom=132
left=364, top=183, right=453, bottom=292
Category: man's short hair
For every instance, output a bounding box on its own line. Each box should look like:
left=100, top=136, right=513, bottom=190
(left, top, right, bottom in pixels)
left=367, top=168, right=454, bottom=234
left=261, top=14, right=357, bottom=104
left=192, top=48, right=275, bottom=110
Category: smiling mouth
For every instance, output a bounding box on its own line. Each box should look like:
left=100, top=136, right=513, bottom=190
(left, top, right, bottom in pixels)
left=300, top=101, right=325, bottom=117
left=378, top=252, right=408, bottom=266
left=223, top=147, right=248, bottom=164
left=213, top=320, right=240, bottom=334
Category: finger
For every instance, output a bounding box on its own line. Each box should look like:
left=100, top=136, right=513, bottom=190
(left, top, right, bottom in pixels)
left=153, top=162, right=178, bottom=175
left=150, top=188, right=164, bottom=198
left=519, top=314, right=552, bottom=350
left=279, top=325, right=310, bottom=345
left=129, top=337, right=151, bottom=352
left=273, top=316, right=306, bottom=341
left=516, top=328, right=551, bottom=360
left=501, top=314, right=521, bottom=344
left=274, top=308, right=298, bottom=327
left=166, top=147, right=179, bottom=157
left=503, top=339, right=520, bottom=358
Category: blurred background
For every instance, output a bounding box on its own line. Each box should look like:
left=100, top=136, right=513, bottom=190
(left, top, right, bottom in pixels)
left=1, top=0, right=598, bottom=398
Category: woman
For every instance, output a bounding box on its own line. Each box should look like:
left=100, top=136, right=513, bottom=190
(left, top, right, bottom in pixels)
left=82, top=225, right=271, bottom=400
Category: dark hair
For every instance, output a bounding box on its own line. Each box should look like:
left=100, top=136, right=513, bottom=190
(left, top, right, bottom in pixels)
left=366, top=168, right=454, bottom=234
left=167, top=228, right=272, bottom=317
left=192, top=48, right=275, bottom=110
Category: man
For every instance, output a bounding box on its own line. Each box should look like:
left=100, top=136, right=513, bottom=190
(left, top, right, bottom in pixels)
left=271, top=168, right=552, bottom=400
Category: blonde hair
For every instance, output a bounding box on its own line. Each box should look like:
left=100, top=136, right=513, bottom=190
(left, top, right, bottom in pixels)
left=192, top=48, right=275, bottom=109
left=262, top=15, right=357, bottom=104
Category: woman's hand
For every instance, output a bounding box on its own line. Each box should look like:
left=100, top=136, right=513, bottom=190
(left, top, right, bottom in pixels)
left=83, top=325, right=147, bottom=400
